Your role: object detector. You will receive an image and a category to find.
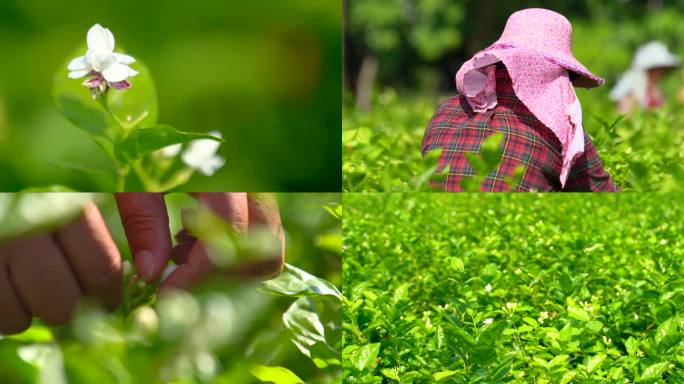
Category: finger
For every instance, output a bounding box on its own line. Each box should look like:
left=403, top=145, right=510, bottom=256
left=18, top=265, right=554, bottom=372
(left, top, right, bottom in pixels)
left=193, top=193, right=249, bottom=233
left=55, top=201, right=122, bottom=310
left=115, top=193, right=171, bottom=282
left=246, top=193, right=285, bottom=277
left=160, top=242, right=213, bottom=292
left=0, top=256, right=31, bottom=335
left=5, top=234, right=81, bottom=326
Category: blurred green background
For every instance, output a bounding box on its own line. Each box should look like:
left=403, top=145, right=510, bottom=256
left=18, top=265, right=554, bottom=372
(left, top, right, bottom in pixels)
left=0, top=192, right=341, bottom=383
left=343, top=0, right=684, bottom=191
left=0, top=0, right=341, bottom=192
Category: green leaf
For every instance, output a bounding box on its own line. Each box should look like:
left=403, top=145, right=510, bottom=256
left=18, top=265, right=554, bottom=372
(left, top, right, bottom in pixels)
left=586, top=320, right=603, bottom=332
left=522, top=317, right=539, bottom=328
left=261, top=264, right=342, bottom=299
left=587, top=354, right=606, bottom=373
left=655, top=316, right=679, bottom=346
left=392, top=283, right=410, bottom=304
left=250, top=365, right=304, bottom=384
left=625, top=336, right=640, bottom=356
left=567, top=303, right=591, bottom=322
left=5, top=324, right=54, bottom=343
left=113, top=125, right=222, bottom=163
left=560, top=371, right=577, bottom=384
left=609, top=367, right=624, bottom=380
left=104, top=61, right=158, bottom=130
left=549, top=355, right=569, bottom=368
left=447, top=257, right=464, bottom=272
left=639, top=362, right=670, bottom=383
left=344, top=343, right=380, bottom=372
left=282, top=297, right=341, bottom=368
left=433, top=370, right=457, bottom=380
left=50, top=161, right=117, bottom=191
left=381, top=368, right=401, bottom=381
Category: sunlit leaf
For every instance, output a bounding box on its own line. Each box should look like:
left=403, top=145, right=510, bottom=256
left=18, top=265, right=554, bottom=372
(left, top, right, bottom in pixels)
left=639, top=362, right=670, bottom=383
left=261, top=264, right=342, bottom=299
left=250, top=365, right=303, bottom=384
left=283, top=297, right=341, bottom=368
left=343, top=343, right=380, bottom=372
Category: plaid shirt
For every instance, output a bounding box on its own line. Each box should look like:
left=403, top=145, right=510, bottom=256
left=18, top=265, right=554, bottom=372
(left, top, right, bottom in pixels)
left=422, top=65, right=619, bottom=192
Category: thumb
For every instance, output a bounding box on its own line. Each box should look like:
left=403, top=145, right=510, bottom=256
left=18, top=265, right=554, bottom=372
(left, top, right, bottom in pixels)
left=115, top=193, right=172, bottom=282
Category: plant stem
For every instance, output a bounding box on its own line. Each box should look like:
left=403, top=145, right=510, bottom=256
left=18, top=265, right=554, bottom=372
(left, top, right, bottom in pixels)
left=132, top=160, right=157, bottom=191
left=117, top=163, right=129, bottom=192
left=155, top=168, right=194, bottom=192
left=97, top=94, right=155, bottom=191
left=97, top=96, right=127, bottom=132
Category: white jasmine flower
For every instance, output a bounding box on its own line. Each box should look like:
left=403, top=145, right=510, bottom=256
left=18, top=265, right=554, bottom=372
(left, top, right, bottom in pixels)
left=482, top=318, right=494, bottom=326
left=484, top=283, right=492, bottom=293
left=68, top=24, right=139, bottom=95
left=538, top=311, right=549, bottom=324
left=181, top=131, right=225, bottom=176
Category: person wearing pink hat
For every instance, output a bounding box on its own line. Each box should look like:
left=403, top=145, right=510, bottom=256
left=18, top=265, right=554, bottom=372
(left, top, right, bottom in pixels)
left=422, top=8, right=618, bottom=192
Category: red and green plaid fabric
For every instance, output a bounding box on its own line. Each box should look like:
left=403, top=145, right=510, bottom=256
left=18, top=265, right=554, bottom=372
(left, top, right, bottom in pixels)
left=422, top=65, right=619, bottom=192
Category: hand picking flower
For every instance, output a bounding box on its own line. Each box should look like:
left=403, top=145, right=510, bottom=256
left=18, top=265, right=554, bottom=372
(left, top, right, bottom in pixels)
left=67, top=24, right=139, bottom=96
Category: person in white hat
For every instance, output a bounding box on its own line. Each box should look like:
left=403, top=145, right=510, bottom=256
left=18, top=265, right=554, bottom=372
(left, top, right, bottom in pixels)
left=610, top=41, right=681, bottom=114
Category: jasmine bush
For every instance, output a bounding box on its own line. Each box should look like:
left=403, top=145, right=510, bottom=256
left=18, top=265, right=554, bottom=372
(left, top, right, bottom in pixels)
left=342, top=88, right=684, bottom=192
left=343, top=193, right=684, bottom=383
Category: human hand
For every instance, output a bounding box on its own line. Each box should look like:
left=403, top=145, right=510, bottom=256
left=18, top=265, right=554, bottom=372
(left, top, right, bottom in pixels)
left=114, top=193, right=284, bottom=291
left=0, top=202, right=122, bottom=334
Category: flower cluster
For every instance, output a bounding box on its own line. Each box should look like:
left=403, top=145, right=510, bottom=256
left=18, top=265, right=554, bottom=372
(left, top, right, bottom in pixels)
left=68, top=24, right=138, bottom=96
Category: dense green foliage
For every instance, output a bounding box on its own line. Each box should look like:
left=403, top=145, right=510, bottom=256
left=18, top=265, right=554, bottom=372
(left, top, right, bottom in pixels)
left=0, top=193, right=341, bottom=384
left=346, top=0, right=465, bottom=62
left=343, top=193, right=684, bottom=383
left=342, top=88, right=684, bottom=192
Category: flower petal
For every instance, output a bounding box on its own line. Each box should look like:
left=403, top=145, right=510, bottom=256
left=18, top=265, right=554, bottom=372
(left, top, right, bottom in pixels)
left=67, top=56, right=89, bottom=71
left=102, top=63, right=132, bottom=82
left=113, top=53, right=136, bottom=65
left=68, top=70, right=90, bottom=79
left=86, top=51, right=116, bottom=72
left=128, top=68, right=139, bottom=77
left=110, top=80, right=132, bottom=90
left=159, top=144, right=182, bottom=157
left=198, top=155, right=226, bottom=176
left=87, top=24, right=115, bottom=53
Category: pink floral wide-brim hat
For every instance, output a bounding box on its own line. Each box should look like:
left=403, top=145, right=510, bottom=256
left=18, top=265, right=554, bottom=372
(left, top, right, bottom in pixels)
left=480, top=8, right=603, bottom=88
left=455, top=8, right=603, bottom=187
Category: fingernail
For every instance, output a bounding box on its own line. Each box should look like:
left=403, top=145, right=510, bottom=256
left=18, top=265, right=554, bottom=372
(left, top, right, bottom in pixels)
left=135, top=250, right=157, bottom=281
